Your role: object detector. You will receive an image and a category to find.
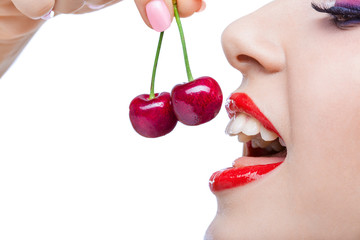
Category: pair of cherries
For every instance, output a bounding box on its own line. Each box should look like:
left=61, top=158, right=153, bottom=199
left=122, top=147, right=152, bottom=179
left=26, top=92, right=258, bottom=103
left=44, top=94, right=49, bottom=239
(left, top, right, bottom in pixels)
left=129, top=1, right=223, bottom=138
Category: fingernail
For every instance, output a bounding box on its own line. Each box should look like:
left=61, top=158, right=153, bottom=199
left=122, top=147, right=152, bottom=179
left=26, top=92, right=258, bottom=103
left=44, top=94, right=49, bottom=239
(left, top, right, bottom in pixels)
left=41, top=10, right=54, bottom=20
left=197, top=1, right=206, bottom=12
left=87, top=3, right=106, bottom=10
left=146, top=0, right=171, bottom=32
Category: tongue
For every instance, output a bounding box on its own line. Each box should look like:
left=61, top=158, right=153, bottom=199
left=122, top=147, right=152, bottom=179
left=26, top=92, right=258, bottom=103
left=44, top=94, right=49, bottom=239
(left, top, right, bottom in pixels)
left=233, top=156, right=285, bottom=168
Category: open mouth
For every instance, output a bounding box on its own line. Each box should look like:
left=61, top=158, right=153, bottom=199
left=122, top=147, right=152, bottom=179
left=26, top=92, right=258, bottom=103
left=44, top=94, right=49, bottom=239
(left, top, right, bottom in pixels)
left=209, top=93, right=286, bottom=192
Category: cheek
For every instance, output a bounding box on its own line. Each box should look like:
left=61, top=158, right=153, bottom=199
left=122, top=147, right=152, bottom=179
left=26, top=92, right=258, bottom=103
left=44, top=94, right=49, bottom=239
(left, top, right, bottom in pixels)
left=283, top=56, right=360, bottom=229
left=286, top=26, right=360, bottom=155
left=288, top=60, right=360, bottom=151
left=286, top=47, right=360, bottom=205
left=285, top=10, right=360, bottom=151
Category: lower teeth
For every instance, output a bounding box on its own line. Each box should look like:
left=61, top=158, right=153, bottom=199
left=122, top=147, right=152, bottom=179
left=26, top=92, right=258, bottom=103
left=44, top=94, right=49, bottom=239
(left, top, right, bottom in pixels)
left=239, top=133, right=287, bottom=156
left=251, top=137, right=285, bottom=152
left=238, top=133, right=253, bottom=142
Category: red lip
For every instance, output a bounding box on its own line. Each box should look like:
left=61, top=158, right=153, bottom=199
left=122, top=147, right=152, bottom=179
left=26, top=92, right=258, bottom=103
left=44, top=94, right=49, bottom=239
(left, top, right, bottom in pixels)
left=210, top=92, right=284, bottom=192
left=225, top=92, right=280, bottom=137
left=209, top=162, right=282, bottom=192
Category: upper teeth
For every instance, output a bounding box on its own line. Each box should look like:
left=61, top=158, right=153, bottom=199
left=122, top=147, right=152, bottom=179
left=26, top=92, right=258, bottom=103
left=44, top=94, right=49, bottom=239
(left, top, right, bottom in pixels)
left=279, top=137, right=286, bottom=147
left=226, top=112, right=285, bottom=147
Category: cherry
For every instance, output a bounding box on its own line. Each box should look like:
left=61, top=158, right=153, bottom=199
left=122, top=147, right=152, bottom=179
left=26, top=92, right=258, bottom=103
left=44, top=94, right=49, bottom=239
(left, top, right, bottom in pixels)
left=171, top=76, right=223, bottom=125
left=129, top=31, right=178, bottom=138
left=129, top=92, right=177, bottom=138
left=171, top=2, right=223, bottom=126
left=129, top=1, right=223, bottom=137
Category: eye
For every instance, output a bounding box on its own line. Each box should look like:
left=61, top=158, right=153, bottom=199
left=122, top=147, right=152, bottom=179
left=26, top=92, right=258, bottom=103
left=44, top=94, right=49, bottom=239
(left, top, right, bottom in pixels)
left=312, top=1, right=360, bottom=28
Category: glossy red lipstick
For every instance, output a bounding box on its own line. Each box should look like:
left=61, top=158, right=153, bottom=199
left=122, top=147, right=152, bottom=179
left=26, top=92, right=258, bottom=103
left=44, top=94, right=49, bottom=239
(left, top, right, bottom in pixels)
left=209, top=162, right=282, bottom=192
left=226, top=92, right=280, bottom=136
left=210, top=93, right=284, bottom=192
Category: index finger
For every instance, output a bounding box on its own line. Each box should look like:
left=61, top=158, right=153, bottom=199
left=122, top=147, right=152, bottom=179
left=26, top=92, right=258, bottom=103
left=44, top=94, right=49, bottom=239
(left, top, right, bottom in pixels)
left=134, top=0, right=204, bottom=32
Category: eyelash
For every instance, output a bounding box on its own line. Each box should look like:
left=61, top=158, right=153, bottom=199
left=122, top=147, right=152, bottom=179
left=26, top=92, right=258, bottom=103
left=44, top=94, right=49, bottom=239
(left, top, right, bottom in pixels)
left=312, top=2, right=360, bottom=28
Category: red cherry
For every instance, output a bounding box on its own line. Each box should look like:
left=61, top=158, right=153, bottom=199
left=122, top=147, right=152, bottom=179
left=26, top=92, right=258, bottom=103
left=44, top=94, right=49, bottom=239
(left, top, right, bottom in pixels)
left=171, top=76, right=223, bottom=126
left=129, top=92, right=178, bottom=138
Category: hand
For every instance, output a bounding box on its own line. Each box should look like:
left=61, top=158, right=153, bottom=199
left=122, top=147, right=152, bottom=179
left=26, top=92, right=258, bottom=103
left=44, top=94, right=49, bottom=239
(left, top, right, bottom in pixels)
left=11, top=0, right=122, bottom=18
left=0, top=0, right=204, bottom=77
left=0, top=0, right=121, bottom=77
left=135, top=0, right=205, bottom=32
left=1, top=0, right=121, bottom=41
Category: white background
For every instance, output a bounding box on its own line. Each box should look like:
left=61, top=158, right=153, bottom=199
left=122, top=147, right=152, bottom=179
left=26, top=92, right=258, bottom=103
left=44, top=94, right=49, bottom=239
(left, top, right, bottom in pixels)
left=0, top=1, right=271, bottom=239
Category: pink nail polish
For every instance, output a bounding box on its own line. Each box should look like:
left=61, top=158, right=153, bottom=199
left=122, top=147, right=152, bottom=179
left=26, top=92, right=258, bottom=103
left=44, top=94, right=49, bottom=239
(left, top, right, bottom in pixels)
left=146, top=0, right=171, bottom=32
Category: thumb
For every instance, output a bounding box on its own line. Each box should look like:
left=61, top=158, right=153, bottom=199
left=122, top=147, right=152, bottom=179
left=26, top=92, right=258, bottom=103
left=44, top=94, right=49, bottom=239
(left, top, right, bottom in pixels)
left=134, top=0, right=205, bottom=32
left=11, top=0, right=55, bottom=19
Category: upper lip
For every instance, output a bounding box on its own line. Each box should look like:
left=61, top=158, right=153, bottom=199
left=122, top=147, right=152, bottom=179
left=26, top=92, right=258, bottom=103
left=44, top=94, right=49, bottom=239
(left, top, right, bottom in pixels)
left=226, top=92, right=281, bottom=138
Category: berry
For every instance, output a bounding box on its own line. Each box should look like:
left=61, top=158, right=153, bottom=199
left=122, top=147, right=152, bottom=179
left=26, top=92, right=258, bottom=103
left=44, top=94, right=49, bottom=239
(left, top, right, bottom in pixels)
left=129, top=92, right=177, bottom=138
left=171, top=76, right=223, bottom=125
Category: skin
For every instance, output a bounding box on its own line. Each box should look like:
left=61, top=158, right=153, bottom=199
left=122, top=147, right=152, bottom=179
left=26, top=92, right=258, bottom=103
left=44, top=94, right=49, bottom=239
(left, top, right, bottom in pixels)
left=206, top=0, right=360, bottom=239
left=0, top=0, right=203, bottom=77
left=3, top=0, right=359, bottom=238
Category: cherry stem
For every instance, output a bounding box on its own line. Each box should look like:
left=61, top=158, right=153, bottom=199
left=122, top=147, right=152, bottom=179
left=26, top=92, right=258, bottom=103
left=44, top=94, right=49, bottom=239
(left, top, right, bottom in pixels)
left=149, top=31, right=165, bottom=100
left=173, top=0, right=194, bottom=82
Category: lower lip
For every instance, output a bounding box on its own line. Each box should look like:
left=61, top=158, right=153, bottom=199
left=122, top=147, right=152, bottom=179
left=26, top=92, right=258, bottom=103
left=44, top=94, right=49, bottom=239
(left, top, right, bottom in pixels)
left=209, top=159, right=283, bottom=192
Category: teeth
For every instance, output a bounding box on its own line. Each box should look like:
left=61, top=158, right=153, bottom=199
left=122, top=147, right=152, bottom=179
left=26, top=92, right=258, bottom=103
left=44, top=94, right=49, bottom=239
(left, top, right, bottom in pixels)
left=226, top=112, right=282, bottom=148
left=242, top=117, right=261, bottom=136
left=264, top=140, right=284, bottom=152
left=238, top=133, right=252, bottom=143
left=279, top=138, right=286, bottom=147
left=257, top=138, right=272, bottom=148
left=260, top=126, right=278, bottom=141
left=250, top=135, right=272, bottom=148
left=271, top=139, right=283, bottom=152
left=225, top=113, right=247, bottom=135
left=251, top=139, right=259, bottom=148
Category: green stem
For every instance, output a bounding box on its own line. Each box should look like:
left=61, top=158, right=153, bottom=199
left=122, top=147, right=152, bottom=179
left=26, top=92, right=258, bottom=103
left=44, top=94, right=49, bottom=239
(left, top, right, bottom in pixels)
left=149, top=31, right=165, bottom=100
left=173, top=0, right=193, bottom=82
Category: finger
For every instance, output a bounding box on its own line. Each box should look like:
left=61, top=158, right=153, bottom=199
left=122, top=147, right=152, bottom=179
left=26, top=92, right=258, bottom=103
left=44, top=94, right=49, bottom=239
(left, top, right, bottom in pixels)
left=74, top=0, right=121, bottom=14
left=177, top=0, right=204, bottom=17
left=84, top=0, right=121, bottom=11
left=11, top=0, right=55, bottom=19
left=53, top=0, right=85, bottom=14
left=135, top=0, right=173, bottom=32
left=134, top=0, right=203, bottom=32
left=85, top=0, right=112, bottom=8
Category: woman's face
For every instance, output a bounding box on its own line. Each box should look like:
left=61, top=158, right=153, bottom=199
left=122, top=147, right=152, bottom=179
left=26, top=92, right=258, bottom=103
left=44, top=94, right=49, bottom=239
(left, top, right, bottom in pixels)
left=206, top=0, right=360, bottom=239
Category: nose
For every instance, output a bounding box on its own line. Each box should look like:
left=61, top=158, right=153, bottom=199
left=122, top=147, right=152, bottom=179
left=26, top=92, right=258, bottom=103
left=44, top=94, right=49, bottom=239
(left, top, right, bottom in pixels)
left=222, top=4, right=286, bottom=76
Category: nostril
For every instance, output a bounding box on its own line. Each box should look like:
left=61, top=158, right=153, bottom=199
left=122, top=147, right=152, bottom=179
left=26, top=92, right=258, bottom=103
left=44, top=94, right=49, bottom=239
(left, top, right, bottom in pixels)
left=237, top=55, right=256, bottom=62
left=236, top=54, right=262, bottom=73
left=237, top=51, right=285, bottom=74
left=237, top=54, right=261, bottom=66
